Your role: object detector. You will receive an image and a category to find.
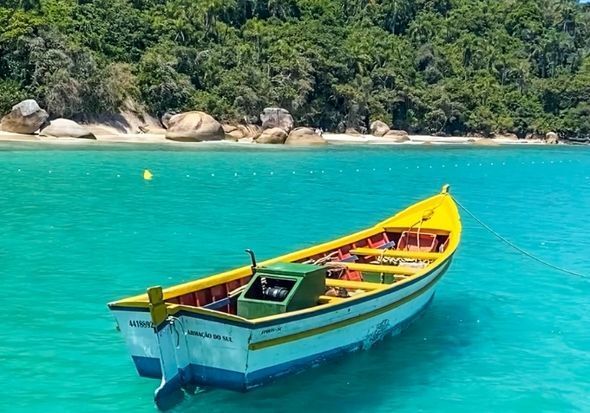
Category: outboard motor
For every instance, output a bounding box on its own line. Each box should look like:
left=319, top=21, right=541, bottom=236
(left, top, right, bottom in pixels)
left=263, top=286, right=290, bottom=301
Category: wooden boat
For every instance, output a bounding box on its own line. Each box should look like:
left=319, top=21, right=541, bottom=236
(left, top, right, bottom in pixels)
left=108, top=185, right=462, bottom=408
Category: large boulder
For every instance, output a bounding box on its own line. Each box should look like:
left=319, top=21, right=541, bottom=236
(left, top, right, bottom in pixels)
left=370, top=120, right=390, bottom=137
left=386, top=129, right=409, bottom=137
left=223, top=124, right=262, bottom=141
left=222, top=124, right=240, bottom=140
left=383, top=130, right=410, bottom=142
left=473, top=138, right=500, bottom=146
left=0, top=99, right=49, bottom=134
left=39, top=119, right=96, bottom=139
left=285, top=127, right=327, bottom=146
left=260, top=107, right=294, bottom=132
left=345, top=127, right=362, bottom=136
left=545, top=131, right=559, bottom=144
left=242, top=124, right=262, bottom=139
left=165, top=111, right=224, bottom=142
left=256, top=127, right=288, bottom=144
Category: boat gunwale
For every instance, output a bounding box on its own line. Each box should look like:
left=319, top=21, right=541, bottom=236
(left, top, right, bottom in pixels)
left=107, top=191, right=462, bottom=328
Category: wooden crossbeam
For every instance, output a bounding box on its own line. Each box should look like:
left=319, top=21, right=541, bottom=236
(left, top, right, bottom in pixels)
left=341, top=262, right=418, bottom=276
left=350, top=248, right=442, bottom=261
left=325, top=278, right=388, bottom=290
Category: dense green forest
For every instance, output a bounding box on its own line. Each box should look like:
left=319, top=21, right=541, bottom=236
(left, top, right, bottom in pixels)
left=1, top=0, right=590, bottom=138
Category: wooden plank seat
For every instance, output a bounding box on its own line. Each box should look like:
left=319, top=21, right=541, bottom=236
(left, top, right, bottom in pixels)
left=203, top=297, right=231, bottom=310
left=350, top=248, right=443, bottom=261
left=200, top=285, right=246, bottom=310
left=375, top=240, right=396, bottom=249
left=334, top=262, right=418, bottom=276
left=339, top=255, right=358, bottom=263
left=326, top=278, right=388, bottom=290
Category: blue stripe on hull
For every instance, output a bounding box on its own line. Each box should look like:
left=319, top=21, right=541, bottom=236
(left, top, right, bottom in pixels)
left=132, top=292, right=435, bottom=392
left=190, top=364, right=248, bottom=391
left=133, top=355, right=161, bottom=378
left=133, top=356, right=248, bottom=389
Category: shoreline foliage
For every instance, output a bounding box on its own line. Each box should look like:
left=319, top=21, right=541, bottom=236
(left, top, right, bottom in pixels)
left=1, top=0, right=590, bottom=138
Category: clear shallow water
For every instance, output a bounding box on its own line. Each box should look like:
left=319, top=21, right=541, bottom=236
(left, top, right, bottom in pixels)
left=0, top=143, right=589, bottom=413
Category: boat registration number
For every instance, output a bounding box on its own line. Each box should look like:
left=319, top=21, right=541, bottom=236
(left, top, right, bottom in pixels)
left=129, top=319, right=154, bottom=329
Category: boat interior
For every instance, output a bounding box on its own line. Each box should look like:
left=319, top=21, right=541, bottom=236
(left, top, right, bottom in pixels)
left=109, top=187, right=461, bottom=321
left=164, top=228, right=451, bottom=317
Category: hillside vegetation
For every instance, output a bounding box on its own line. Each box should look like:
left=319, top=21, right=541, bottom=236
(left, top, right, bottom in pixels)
left=1, top=0, right=590, bottom=138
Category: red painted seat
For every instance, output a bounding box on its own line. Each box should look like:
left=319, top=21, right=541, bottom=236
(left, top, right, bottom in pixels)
left=398, top=231, right=439, bottom=252
left=367, top=233, right=390, bottom=248
left=342, top=270, right=363, bottom=282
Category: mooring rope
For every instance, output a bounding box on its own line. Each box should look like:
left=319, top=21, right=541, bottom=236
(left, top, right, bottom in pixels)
left=454, top=198, right=588, bottom=279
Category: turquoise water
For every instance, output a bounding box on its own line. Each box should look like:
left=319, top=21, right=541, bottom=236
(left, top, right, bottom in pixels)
left=1, top=143, right=589, bottom=413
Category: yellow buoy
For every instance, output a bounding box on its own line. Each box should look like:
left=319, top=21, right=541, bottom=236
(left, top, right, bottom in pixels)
left=143, top=169, right=153, bottom=180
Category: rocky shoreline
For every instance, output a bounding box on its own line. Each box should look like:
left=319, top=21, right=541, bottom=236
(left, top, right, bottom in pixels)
left=0, top=99, right=573, bottom=147
left=0, top=130, right=556, bottom=147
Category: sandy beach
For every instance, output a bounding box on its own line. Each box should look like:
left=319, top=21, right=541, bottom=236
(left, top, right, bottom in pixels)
left=0, top=130, right=551, bottom=147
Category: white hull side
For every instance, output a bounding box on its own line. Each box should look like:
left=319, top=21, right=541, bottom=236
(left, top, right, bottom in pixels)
left=111, top=309, right=160, bottom=376
left=243, top=267, right=443, bottom=385
left=112, top=262, right=447, bottom=389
